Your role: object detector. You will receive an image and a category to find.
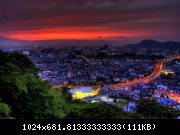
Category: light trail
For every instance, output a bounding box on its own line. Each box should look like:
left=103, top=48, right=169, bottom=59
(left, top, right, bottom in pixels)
left=53, top=55, right=180, bottom=90
left=108, top=55, right=180, bottom=90
left=53, top=55, right=180, bottom=102
left=108, top=61, right=163, bottom=90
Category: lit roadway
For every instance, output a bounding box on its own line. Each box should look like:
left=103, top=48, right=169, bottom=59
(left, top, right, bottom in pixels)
left=108, top=61, right=163, bottom=90
left=53, top=55, right=180, bottom=90
left=53, top=55, right=180, bottom=103
left=108, top=55, right=180, bottom=90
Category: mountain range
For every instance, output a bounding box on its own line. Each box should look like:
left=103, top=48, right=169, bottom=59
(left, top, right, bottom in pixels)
left=124, top=39, right=180, bottom=50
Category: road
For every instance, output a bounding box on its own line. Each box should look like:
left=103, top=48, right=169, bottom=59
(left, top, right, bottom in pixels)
left=53, top=55, right=180, bottom=90
left=108, top=61, right=163, bottom=90
left=108, top=55, right=180, bottom=90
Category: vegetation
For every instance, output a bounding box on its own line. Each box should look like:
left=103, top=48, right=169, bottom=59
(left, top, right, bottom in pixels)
left=0, top=102, right=12, bottom=119
left=65, top=102, right=137, bottom=119
left=0, top=50, right=179, bottom=119
left=0, top=51, right=67, bottom=119
left=136, top=99, right=180, bottom=119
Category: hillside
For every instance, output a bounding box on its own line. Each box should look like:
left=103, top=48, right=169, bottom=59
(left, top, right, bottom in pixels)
left=124, top=39, right=180, bottom=49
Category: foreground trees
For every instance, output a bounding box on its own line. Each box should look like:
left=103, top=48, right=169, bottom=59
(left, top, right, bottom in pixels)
left=136, top=99, right=180, bottom=119
left=0, top=51, right=67, bottom=118
left=0, top=102, right=12, bottom=119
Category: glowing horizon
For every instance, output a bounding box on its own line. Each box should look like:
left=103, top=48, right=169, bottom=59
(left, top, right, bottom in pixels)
left=0, top=0, right=179, bottom=42
left=4, top=28, right=138, bottom=41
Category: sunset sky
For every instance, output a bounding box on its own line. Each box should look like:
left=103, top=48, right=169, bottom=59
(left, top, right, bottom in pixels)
left=0, top=0, right=179, bottom=42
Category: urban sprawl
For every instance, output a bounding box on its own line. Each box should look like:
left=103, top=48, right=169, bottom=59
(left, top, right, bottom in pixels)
left=9, top=45, right=180, bottom=113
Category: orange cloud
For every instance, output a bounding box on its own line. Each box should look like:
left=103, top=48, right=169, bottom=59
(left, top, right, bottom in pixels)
left=5, top=27, right=137, bottom=41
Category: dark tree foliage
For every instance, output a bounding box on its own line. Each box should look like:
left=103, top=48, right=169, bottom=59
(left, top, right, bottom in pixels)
left=65, top=102, right=137, bottom=119
left=0, top=51, right=66, bottom=119
left=136, top=99, right=179, bottom=119
left=0, top=102, right=12, bottom=119
left=10, top=51, right=38, bottom=74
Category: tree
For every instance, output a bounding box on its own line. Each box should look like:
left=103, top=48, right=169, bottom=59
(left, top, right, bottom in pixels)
left=0, top=51, right=68, bottom=119
left=136, top=99, right=179, bottom=119
left=65, top=102, right=137, bottom=119
left=15, top=76, right=67, bottom=119
left=10, top=51, right=38, bottom=74
left=0, top=102, right=12, bottom=119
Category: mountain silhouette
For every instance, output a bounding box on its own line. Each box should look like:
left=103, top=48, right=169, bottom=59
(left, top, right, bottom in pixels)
left=0, top=37, right=180, bottom=49
left=124, top=39, right=180, bottom=49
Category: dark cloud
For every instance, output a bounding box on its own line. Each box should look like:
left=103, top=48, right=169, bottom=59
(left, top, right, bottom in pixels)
left=0, top=0, right=179, bottom=41
left=0, top=0, right=179, bottom=21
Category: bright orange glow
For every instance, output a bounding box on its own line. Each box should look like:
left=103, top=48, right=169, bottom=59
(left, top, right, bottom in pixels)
left=3, top=25, right=141, bottom=41
left=6, top=30, right=132, bottom=41
left=7, top=32, right=122, bottom=40
left=1, top=15, right=151, bottom=41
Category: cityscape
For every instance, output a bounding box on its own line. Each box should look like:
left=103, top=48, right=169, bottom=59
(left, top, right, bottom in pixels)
left=0, top=0, right=180, bottom=121
left=12, top=42, right=180, bottom=113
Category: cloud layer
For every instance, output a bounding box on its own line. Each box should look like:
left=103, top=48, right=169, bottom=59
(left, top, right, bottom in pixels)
left=0, top=0, right=179, bottom=41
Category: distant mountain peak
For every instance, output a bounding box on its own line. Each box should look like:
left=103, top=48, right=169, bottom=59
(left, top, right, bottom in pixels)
left=124, top=39, right=180, bottom=50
